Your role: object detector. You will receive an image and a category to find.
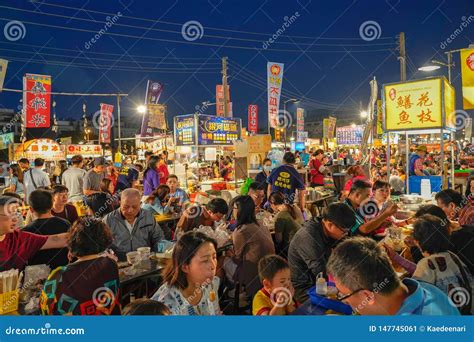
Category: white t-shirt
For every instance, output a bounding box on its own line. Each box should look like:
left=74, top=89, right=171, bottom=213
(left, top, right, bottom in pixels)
left=61, top=167, right=87, bottom=202
left=23, top=168, right=51, bottom=202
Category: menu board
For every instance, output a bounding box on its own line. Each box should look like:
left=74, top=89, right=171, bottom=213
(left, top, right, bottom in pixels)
left=174, top=114, right=196, bottom=146
left=336, top=125, right=364, bottom=145
left=198, top=115, right=241, bottom=146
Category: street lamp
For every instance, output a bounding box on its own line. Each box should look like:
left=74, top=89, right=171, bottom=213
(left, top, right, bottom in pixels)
left=360, top=110, right=368, bottom=118
left=283, top=98, right=299, bottom=148
left=137, top=105, right=147, bottom=114
left=418, top=59, right=454, bottom=82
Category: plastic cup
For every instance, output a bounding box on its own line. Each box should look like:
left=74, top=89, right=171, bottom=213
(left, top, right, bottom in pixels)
left=126, top=251, right=140, bottom=265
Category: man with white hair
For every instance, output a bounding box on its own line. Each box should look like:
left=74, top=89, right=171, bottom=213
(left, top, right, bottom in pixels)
left=103, top=188, right=163, bottom=260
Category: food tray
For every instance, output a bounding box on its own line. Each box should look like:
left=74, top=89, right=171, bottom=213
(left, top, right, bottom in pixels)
left=307, top=286, right=353, bottom=315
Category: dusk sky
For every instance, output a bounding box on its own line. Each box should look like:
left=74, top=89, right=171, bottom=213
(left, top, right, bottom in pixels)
left=0, top=0, right=472, bottom=130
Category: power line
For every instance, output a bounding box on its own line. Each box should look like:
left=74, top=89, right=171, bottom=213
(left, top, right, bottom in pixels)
left=0, top=47, right=222, bottom=66
left=5, top=56, right=222, bottom=73
left=0, top=5, right=398, bottom=47
left=32, top=1, right=396, bottom=41
left=0, top=17, right=398, bottom=53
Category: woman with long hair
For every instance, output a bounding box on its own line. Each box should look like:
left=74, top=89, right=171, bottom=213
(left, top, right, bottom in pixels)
left=8, top=164, right=25, bottom=199
left=151, top=231, right=220, bottom=315
left=269, top=191, right=303, bottom=258
left=230, top=195, right=275, bottom=298
left=143, top=155, right=160, bottom=197
left=142, top=184, right=172, bottom=215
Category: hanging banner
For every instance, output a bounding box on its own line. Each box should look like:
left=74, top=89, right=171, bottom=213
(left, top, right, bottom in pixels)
left=248, top=104, right=258, bottom=134
left=376, top=99, right=383, bottom=135
left=461, top=48, right=474, bottom=110
left=336, top=125, right=364, bottom=145
left=296, top=108, right=304, bottom=141
left=267, top=62, right=284, bottom=128
left=14, top=139, right=64, bottom=161
left=0, top=59, right=8, bottom=92
left=383, top=77, right=454, bottom=131
left=141, top=80, right=164, bottom=137
left=99, top=103, right=114, bottom=144
left=148, top=104, right=167, bottom=130
left=23, top=73, right=51, bottom=128
left=216, top=85, right=231, bottom=117
left=174, top=114, right=196, bottom=146
left=198, top=115, right=241, bottom=146
left=323, top=116, right=337, bottom=139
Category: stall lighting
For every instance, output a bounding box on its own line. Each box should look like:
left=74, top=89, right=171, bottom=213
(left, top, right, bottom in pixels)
left=418, top=65, right=441, bottom=72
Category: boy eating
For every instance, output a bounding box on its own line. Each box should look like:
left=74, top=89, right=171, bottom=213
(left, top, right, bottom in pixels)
left=252, top=255, right=298, bottom=315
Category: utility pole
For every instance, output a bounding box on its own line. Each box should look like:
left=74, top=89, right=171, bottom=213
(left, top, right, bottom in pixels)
left=398, top=32, right=406, bottom=81
left=222, top=57, right=229, bottom=117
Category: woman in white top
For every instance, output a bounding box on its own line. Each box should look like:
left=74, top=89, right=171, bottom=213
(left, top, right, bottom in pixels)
left=152, top=231, right=220, bottom=315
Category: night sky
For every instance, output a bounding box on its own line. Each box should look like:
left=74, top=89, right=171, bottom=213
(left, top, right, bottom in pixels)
left=0, top=0, right=472, bottom=132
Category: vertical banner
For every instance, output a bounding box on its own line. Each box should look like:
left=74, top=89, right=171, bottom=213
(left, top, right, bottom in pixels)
left=327, top=116, right=337, bottom=139
left=216, top=85, right=231, bottom=117
left=141, top=80, right=164, bottom=137
left=99, top=103, right=114, bottom=144
left=23, top=74, right=51, bottom=128
left=323, top=119, right=329, bottom=139
left=376, top=99, right=383, bottom=136
left=248, top=104, right=258, bottom=134
left=267, top=62, right=284, bottom=128
left=465, top=117, right=472, bottom=141
left=296, top=107, right=304, bottom=141
left=0, top=59, right=8, bottom=92
left=147, top=104, right=167, bottom=130
left=461, top=48, right=474, bottom=110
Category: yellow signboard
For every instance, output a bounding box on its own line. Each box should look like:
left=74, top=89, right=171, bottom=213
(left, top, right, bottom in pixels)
left=461, top=48, right=474, bottom=109
left=383, top=77, right=454, bottom=131
left=444, top=79, right=456, bottom=130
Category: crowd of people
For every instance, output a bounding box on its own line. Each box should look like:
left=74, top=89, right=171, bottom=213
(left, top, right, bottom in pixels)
left=0, top=147, right=472, bottom=317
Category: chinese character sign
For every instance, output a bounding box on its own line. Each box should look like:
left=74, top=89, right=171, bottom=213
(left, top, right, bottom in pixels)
left=336, top=125, right=364, bottom=145
left=141, top=80, right=164, bottom=137
left=296, top=108, right=304, bottom=141
left=461, top=48, right=474, bottom=110
left=248, top=105, right=258, bottom=134
left=148, top=104, right=167, bottom=130
left=23, top=74, right=51, bottom=128
left=384, top=78, right=445, bottom=131
left=99, top=103, right=114, bottom=144
left=66, top=144, right=102, bottom=157
left=216, top=85, right=231, bottom=117
left=174, top=114, right=196, bottom=146
left=198, top=115, right=241, bottom=146
left=444, top=80, right=456, bottom=131
left=267, top=62, right=284, bottom=128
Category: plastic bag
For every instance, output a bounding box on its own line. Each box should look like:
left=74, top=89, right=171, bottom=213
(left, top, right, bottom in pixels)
left=239, top=178, right=254, bottom=195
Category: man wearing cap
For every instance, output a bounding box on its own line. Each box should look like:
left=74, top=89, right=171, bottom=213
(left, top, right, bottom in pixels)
left=409, top=145, right=427, bottom=176
left=61, top=155, right=86, bottom=202
left=83, top=157, right=106, bottom=196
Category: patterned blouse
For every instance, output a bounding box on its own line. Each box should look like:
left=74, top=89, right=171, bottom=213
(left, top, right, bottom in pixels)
left=151, top=276, right=220, bottom=315
left=40, top=256, right=121, bottom=315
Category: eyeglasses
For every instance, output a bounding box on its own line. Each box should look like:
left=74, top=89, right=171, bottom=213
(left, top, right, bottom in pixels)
left=337, top=288, right=366, bottom=301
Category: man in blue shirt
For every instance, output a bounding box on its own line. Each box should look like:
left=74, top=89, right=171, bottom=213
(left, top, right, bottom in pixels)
left=267, top=152, right=306, bottom=212
left=115, top=159, right=139, bottom=192
left=327, top=237, right=461, bottom=315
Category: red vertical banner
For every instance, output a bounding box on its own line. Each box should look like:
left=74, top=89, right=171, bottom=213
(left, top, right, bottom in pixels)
left=216, top=84, right=231, bottom=117
left=99, top=103, right=114, bottom=144
left=248, top=104, right=258, bottom=134
left=23, top=74, right=51, bottom=128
